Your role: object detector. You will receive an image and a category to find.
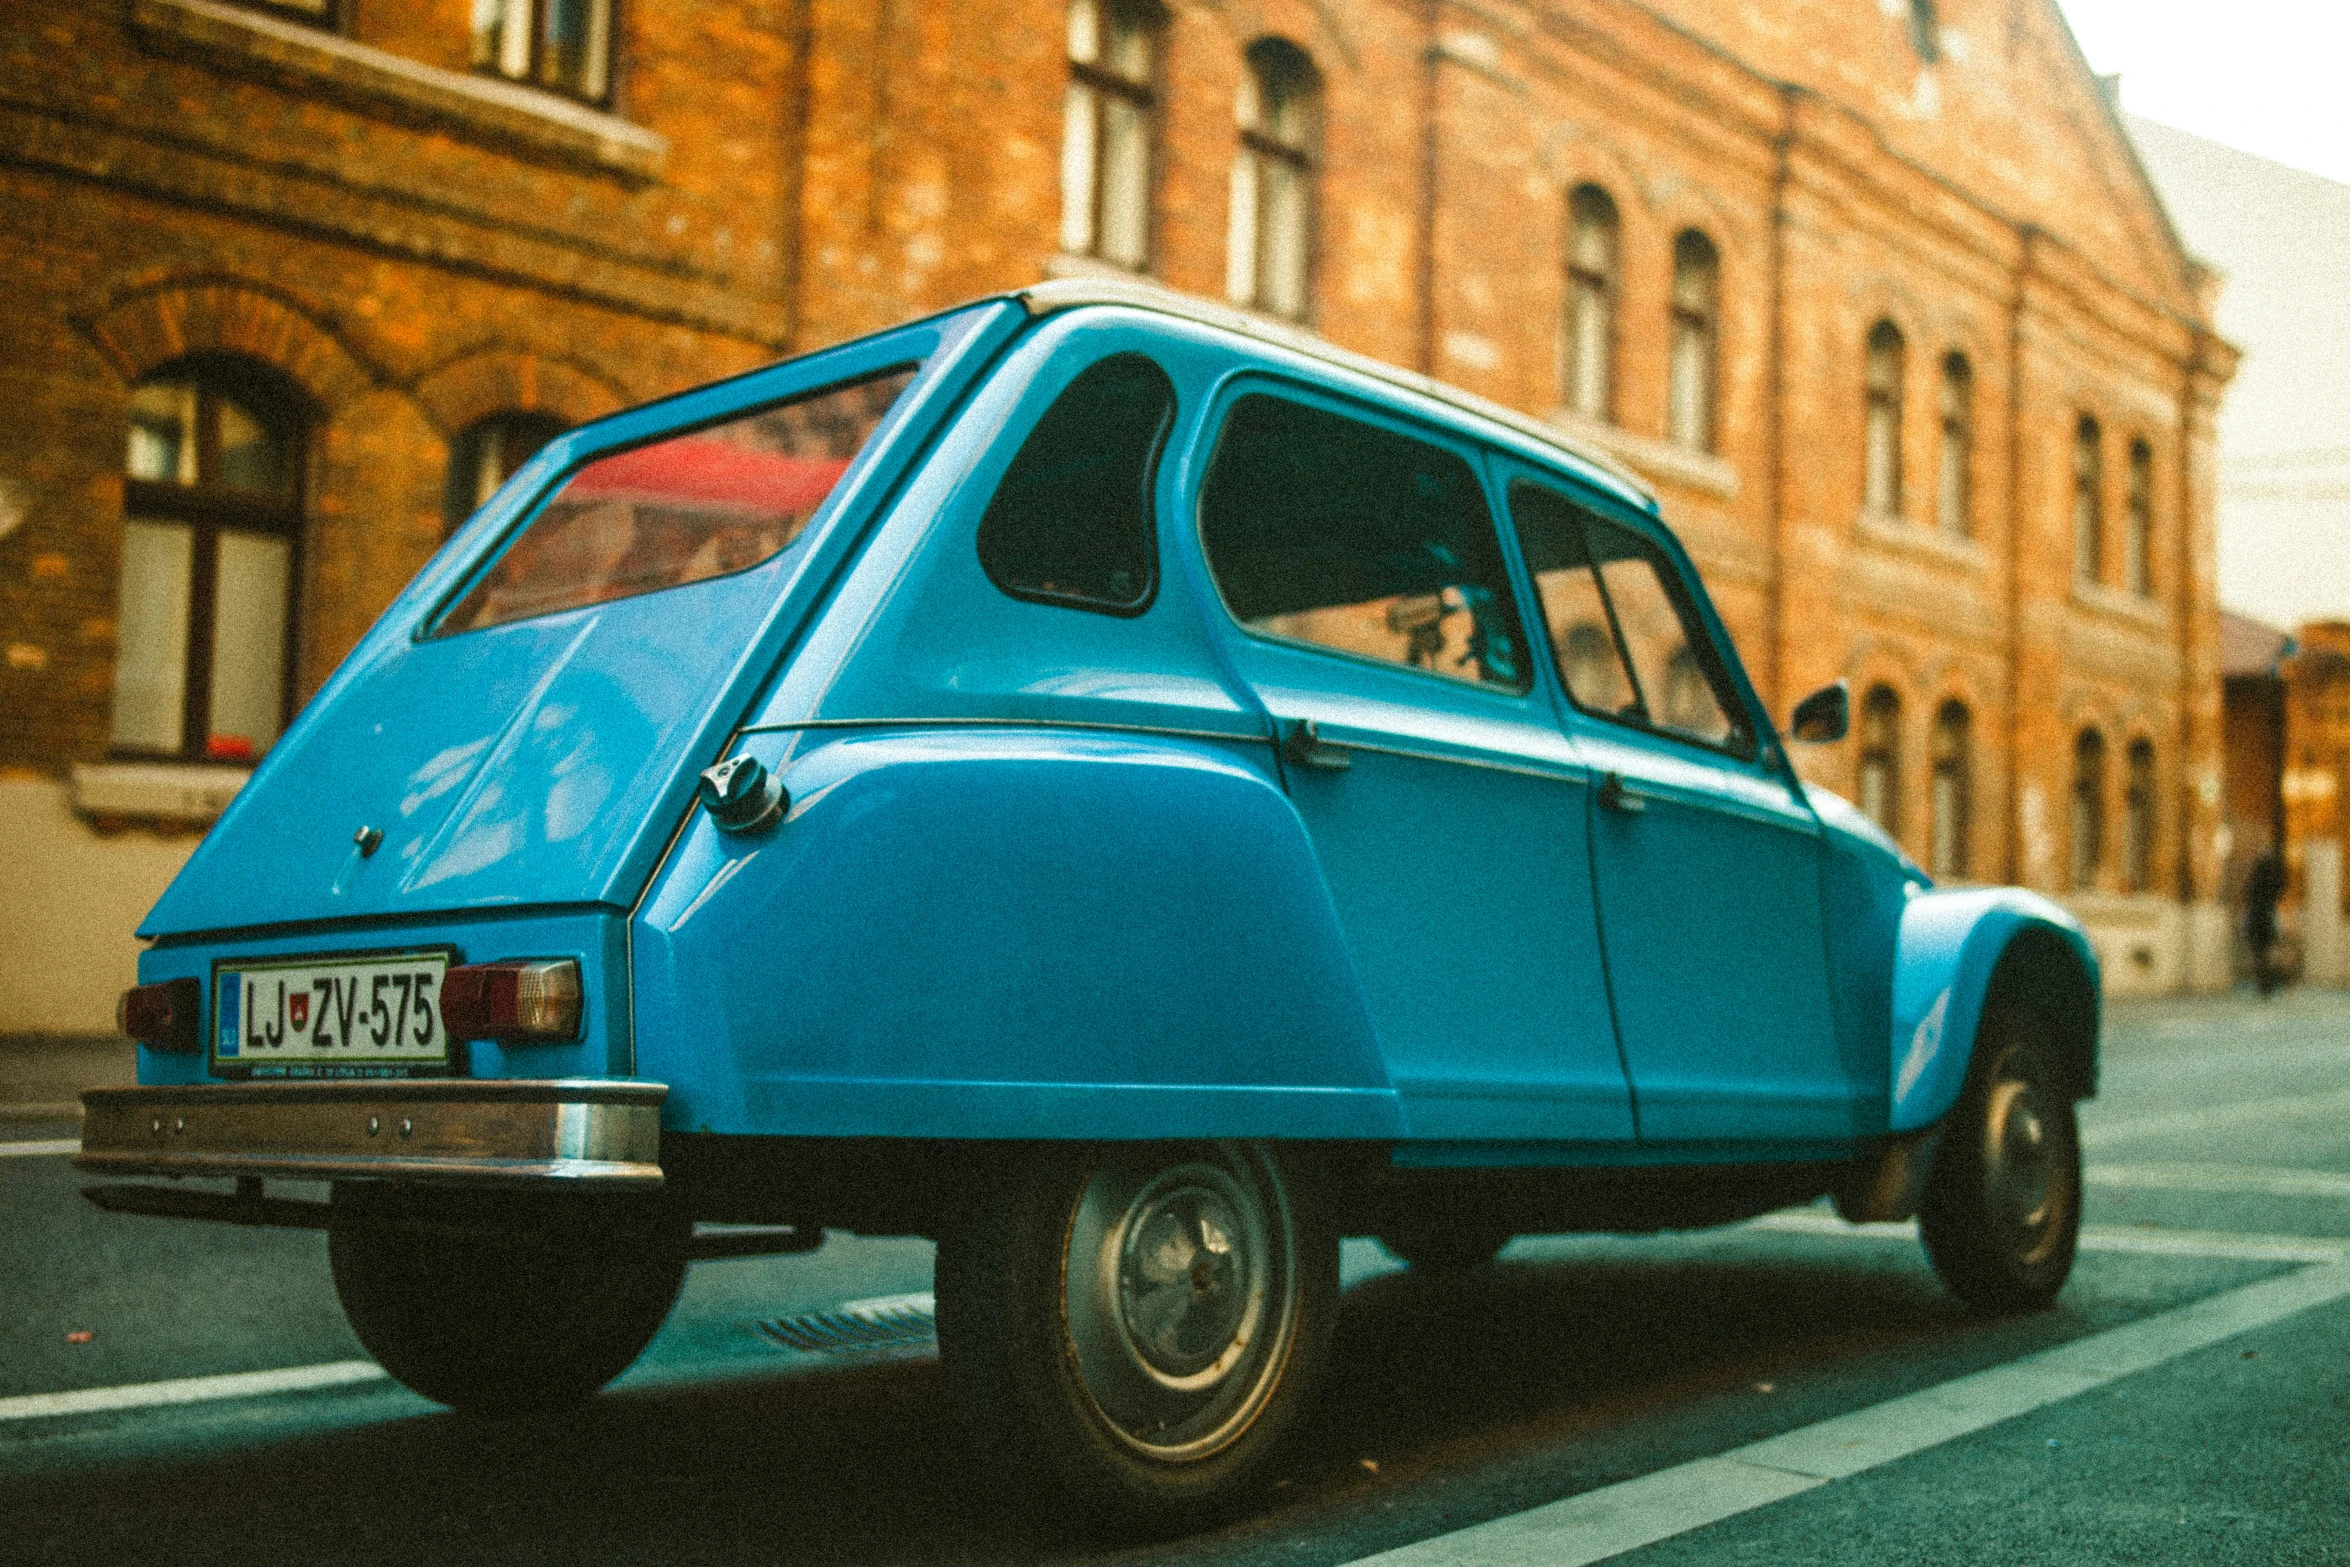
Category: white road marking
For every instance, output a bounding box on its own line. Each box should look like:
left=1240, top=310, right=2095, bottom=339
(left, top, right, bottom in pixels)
left=0, top=1361, right=389, bottom=1426
left=1745, top=1208, right=2349, bottom=1262
left=0, top=1140, right=79, bottom=1158
left=2087, top=1162, right=2350, bottom=1200
left=2081, top=1084, right=2350, bottom=1150
left=1350, top=1259, right=2350, bottom=1567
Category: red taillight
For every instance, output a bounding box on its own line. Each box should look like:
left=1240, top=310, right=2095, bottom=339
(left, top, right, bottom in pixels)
left=439, top=960, right=583, bottom=1043
left=118, top=978, right=202, bottom=1052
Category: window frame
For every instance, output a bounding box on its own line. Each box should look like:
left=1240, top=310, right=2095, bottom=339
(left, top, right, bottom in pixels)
left=2071, top=726, right=2107, bottom=890
left=2073, top=414, right=2105, bottom=585
left=470, top=0, right=619, bottom=107
left=1856, top=684, right=1903, bottom=838
left=1062, top=0, right=1164, bottom=271
left=1937, top=351, right=1973, bottom=539
left=1503, top=475, right=1762, bottom=764
left=1229, top=37, right=1321, bottom=323
left=1929, top=698, right=1971, bottom=880
left=1563, top=184, right=1620, bottom=424
left=2125, top=437, right=2155, bottom=597
left=1194, top=378, right=1537, bottom=699
left=1666, top=229, right=1720, bottom=453
left=1863, top=320, right=1906, bottom=517
left=2122, top=736, right=2157, bottom=892
left=112, top=363, right=308, bottom=765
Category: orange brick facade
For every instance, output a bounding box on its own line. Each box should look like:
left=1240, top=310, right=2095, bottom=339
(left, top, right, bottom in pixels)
left=0, top=0, right=2233, bottom=1025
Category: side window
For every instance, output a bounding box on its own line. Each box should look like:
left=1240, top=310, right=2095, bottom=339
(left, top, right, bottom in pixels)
left=434, top=365, right=918, bottom=636
left=1200, top=394, right=1527, bottom=691
left=1509, top=481, right=1751, bottom=754
left=976, top=353, right=1173, bottom=615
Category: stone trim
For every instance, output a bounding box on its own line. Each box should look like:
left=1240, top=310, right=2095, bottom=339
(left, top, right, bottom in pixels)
left=128, top=0, right=668, bottom=182
left=1545, top=408, right=1740, bottom=499
left=77, top=277, right=380, bottom=406
left=2070, top=578, right=2169, bottom=631
left=70, top=762, right=249, bottom=826
left=1854, top=508, right=1988, bottom=573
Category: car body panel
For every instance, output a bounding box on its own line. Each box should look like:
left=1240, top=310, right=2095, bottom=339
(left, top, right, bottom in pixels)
left=1887, top=885, right=2101, bottom=1132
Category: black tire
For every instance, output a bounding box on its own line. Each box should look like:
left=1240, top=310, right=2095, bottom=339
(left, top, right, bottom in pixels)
left=328, top=1182, right=688, bottom=1415
left=1376, top=1217, right=1513, bottom=1272
left=1918, top=1016, right=2082, bottom=1312
left=933, top=1142, right=1337, bottom=1538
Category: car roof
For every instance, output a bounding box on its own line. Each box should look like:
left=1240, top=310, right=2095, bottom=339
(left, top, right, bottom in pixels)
left=1012, top=277, right=1656, bottom=513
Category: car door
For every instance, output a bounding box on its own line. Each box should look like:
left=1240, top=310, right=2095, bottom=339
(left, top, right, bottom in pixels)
left=1501, top=476, right=1858, bottom=1147
left=1191, top=383, right=1634, bottom=1145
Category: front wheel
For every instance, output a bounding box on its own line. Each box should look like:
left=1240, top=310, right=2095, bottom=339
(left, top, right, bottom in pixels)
left=934, top=1142, right=1337, bottom=1537
left=1918, top=1021, right=2082, bottom=1312
left=328, top=1183, right=688, bottom=1415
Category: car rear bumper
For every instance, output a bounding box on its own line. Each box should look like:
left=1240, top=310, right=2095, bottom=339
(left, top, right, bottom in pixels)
left=75, top=1079, right=666, bottom=1187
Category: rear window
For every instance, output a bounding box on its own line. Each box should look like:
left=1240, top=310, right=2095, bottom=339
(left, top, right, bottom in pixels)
left=433, top=366, right=918, bottom=635
left=1198, top=393, right=1528, bottom=691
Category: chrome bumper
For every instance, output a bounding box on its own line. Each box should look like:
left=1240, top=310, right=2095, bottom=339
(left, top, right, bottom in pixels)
left=75, top=1079, right=666, bottom=1187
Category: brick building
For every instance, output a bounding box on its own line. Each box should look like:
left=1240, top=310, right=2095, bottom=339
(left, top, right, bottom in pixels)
left=0, top=0, right=2232, bottom=1039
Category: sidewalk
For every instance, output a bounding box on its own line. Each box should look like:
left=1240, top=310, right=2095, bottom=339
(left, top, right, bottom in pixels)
left=0, top=1034, right=135, bottom=1121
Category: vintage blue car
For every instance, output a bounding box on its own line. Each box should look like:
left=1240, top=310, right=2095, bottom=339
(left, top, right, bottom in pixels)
left=82, top=279, right=2097, bottom=1531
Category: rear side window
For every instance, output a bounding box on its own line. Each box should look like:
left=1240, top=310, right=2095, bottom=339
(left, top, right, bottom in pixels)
left=1199, top=394, right=1528, bottom=691
left=1510, top=481, right=1751, bottom=754
left=434, top=366, right=918, bottom=635
left=977, top=353, right=1173, bottom=614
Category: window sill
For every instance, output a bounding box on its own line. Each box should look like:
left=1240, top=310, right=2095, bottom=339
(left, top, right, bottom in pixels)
left=70, top=761, right=251, bottom=827
left=1544, top=409, right=1739, bottom=500
left=1854, top=509, right=1986, bottom=571
left=128, top=0, right=668, bottom=181
left=2070, top=579, right=2167, bottom=629
left=1044, top=251, right=1150, bottom=283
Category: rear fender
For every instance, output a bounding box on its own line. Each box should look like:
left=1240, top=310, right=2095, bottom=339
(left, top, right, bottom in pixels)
left=1888, top=887, right=2100, bottom=1133
left=632, top=727, right=1402, bottom=1140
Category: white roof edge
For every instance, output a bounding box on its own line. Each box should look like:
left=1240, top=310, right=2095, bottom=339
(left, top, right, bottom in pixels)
left=1012, top=278, right=1656, bottom=506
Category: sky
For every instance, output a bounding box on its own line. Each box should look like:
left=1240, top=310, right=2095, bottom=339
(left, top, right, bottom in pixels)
left=2055, top=1, right=2350, bottom=188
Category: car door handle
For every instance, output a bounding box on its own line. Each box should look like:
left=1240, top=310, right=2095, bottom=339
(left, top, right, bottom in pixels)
left=1597, top=771, right=1647, bottom=814
left=1281, top=718, right=1352, bottom=772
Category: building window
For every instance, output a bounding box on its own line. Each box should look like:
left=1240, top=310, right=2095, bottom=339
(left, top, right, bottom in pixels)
left=1563, top=185, right=1619, bottom=423
left=2071, top=727, right=2106, bottom=889
left=2073, top=415, right=2104, bottom=585
left=1857, top=684, right=1902, bottom=837
left=1930, top=699, right=1970, bottom=880
left=239, top=0, right=338, bottom=27
left=1060, top=0, right=1161, bottom=271
left=1863, top=320, right=1905, bottom=516
left=2126, top=438, right=2154, bottom=597
left=1937, top=352, right=1972, bottom=537
left=446, top=411, right=567, bottom=533
left=1666, top=230, right=1719, bottom=451
left=1226, top=38, right=1319, bottom=321
left=471, top=0, right=612, bottom=103
left=112, top=358, right=305, bottom=764
left=1907, top=0, right=1941, bottom=62
left=2123, top=737, right=2156, bottom=892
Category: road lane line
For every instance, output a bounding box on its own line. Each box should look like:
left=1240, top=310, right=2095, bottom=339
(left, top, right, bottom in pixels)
left=1349, top=1259, right=2350, bottom=1567
left=0, top=1140, right=79, bottom=1158
left=1746, top=1209, right=2349, bottom=1262
left=2081, top=1084, right=2350, bottom=1150
left=2086, top=1162, right=2350, bottom=1199
left=0, top=1361, right=388, bottom=1425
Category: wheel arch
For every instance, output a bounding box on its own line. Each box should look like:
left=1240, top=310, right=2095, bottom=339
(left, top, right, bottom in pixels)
left=1888, top=887, right=2101, bottom=1133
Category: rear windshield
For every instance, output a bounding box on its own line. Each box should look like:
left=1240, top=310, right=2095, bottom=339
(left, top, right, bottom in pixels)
left=432, top=366, right=919, bottom=635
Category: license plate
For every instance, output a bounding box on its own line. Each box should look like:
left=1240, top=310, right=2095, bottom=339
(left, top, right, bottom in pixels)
left=214, top=952, right=452, bottom=1077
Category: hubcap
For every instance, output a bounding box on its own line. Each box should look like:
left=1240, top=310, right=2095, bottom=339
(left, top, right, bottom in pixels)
left=1980, top=1068, right=2064, bottom=1265
left=1062, top=1148, right=1298, bottom=1461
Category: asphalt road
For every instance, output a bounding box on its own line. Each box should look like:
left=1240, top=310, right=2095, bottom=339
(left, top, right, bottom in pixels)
left=5, top=989, right=2349, bottom=1565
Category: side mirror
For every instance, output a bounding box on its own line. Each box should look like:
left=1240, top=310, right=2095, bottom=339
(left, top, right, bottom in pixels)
left=1789, top=679, right=1850, bottom=744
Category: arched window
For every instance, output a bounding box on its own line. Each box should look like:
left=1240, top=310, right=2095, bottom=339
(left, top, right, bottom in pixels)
left=1227, top=38, right=1319, bottom=321
left=1937, top=352, right=1972, bottom=538
left=1930, top=699, right=1971, bottom=880
left=2126, top=438, right=2154, bottom=597
left=2071, top=727, right=2107, bottom=889
left=112, top=356, right=306, bottom=763
left=2073, top=415, right=2104, bottom=584
left=1857, top=684, right=1902, bottom=837
left=445, top=410, right=566, bottom=533
left=1863, top=320, right=1905, bottom=516
left=1667, top=230, right=1718, bottom=451
left=2123, top=737, right=2157, bottom=892
left=1061, top=0, right=1163, bottom=271
left=1563, top=185, right=1619, bottom=422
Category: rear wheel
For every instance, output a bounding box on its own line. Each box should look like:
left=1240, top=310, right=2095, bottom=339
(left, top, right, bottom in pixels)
left=1918, top=1018, right=2082, bottom=1312
left=328, top=1182, right=688, bottom=1415
left=934, top=1142, right=1336, bottom=1537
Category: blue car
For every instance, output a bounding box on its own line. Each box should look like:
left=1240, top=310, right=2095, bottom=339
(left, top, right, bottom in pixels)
left=82, top=279, right=2097, bottom=1531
